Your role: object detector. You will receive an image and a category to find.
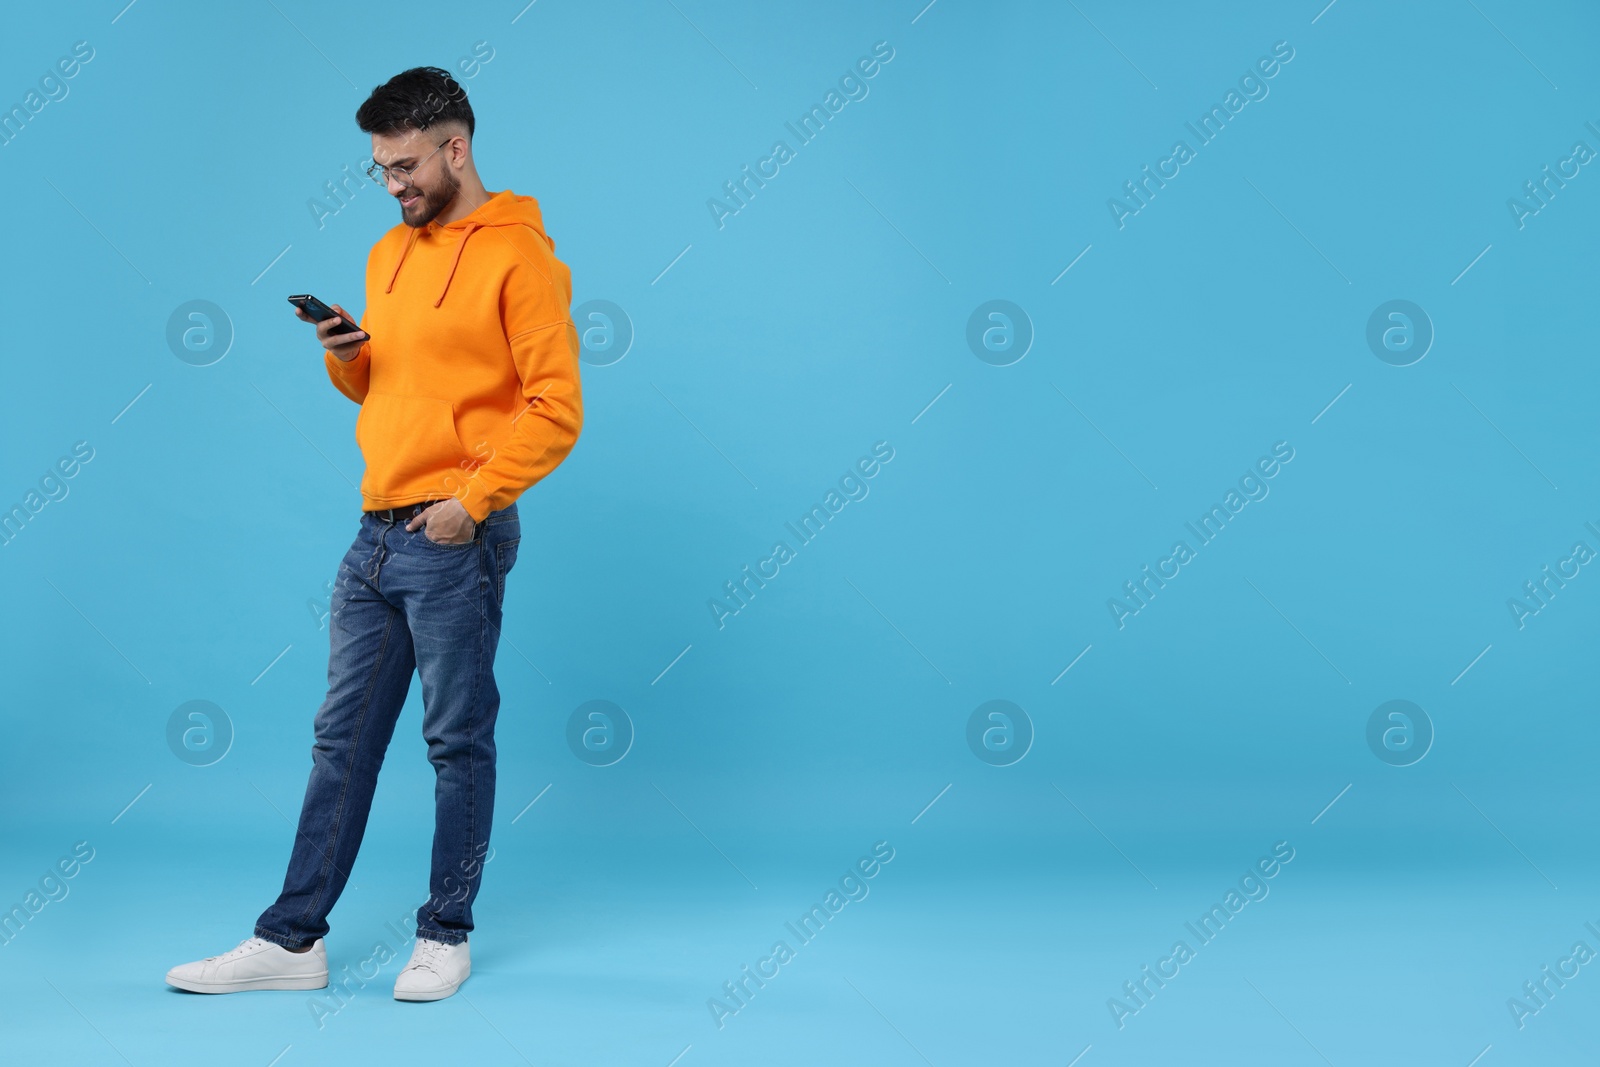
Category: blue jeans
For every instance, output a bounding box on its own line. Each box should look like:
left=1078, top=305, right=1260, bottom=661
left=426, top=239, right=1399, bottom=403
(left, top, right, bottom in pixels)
left=255, top=502, right=520, bottom=949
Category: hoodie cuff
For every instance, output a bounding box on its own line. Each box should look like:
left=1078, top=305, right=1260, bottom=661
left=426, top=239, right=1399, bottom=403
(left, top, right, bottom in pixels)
left=325, top=339, right=370, bottom=374
left=456, top=480, right=494, bottom=524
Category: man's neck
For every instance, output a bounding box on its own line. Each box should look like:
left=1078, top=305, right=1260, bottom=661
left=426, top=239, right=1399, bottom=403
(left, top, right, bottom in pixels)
left=435, top=183, right=494, bottom=226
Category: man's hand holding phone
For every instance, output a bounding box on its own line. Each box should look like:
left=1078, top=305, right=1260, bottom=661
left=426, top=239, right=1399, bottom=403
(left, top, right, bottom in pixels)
left=289, top=295, right=369, bottom=362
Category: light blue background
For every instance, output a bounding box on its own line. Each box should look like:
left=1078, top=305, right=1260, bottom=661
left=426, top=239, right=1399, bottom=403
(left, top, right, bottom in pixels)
left=3, top=1, right=1599, bottom=1063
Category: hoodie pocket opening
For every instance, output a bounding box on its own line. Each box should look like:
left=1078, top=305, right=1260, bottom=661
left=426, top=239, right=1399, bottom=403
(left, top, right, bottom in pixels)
left=355, top=392, right=472, bottom=500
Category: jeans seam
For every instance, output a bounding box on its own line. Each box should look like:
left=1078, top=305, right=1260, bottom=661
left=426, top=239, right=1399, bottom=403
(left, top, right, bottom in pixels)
left=468, top=551, right=486, bottom=920
left=496, top=538, right=519, bottom=609
left=421, top=551, right=489, bottom=941
left=462, top=545, right=487, bottom=930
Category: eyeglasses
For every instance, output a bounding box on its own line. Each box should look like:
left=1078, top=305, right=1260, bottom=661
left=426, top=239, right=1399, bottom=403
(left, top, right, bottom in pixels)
left=366, top=137, right=450, bottom=187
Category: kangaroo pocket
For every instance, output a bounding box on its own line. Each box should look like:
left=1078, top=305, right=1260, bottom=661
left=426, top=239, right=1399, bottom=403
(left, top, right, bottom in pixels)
left=355, top=391, right=471, bottom=501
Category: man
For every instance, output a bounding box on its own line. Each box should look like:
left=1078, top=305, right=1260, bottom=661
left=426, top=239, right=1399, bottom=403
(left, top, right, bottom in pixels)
left=165, top=66, right=582, bottom=1002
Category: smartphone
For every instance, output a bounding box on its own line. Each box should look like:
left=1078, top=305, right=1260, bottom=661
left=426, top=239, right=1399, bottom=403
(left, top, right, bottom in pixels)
left=288, top=294, right=370, bottom=341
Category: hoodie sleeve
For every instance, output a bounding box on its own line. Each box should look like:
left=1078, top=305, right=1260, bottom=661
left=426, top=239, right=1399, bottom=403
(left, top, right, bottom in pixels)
left=326, top=239, right=384, bottom=404
left=324, top=339, right=372, bottom=404
left=454, top=315, right=583, bottom=522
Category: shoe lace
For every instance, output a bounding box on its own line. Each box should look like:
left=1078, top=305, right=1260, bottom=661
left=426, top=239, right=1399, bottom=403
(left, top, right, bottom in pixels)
left=410, top=938, right=449, bottom=972
left=209, top=937, right=266, bottom=962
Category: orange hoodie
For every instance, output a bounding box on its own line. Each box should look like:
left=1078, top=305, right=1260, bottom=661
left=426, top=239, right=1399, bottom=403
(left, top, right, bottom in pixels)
left=324, top=189, right=582, bottom=522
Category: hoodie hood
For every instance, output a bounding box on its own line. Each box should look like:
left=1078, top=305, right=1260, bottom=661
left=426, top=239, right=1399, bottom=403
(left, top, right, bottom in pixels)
left=384, top=189, right=553, bottom=308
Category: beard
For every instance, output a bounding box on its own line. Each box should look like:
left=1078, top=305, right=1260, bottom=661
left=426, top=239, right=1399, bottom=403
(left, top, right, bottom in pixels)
left=399, top=167, right=462, bottom=228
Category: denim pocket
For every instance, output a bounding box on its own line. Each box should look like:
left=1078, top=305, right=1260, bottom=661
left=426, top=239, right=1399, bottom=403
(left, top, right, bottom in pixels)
left=420, top=521, right=479, bottom=549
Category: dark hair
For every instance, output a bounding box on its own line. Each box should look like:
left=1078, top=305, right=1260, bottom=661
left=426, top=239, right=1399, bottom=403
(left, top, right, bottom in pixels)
left=355, top=66, right=474, bottom=139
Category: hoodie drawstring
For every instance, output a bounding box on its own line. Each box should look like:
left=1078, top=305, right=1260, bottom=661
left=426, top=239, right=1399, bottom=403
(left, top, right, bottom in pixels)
left=435, top=221, right=480, bottom=307
left=384, top=221, right=482, bottom=307
left=386, top=227, right=420, bottom=294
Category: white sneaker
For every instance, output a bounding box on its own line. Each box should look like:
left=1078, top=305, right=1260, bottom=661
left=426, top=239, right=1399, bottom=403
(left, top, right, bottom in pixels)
left=393, top=936, right=470, bottom=1001
left=166, top=936, right=328, bottom=993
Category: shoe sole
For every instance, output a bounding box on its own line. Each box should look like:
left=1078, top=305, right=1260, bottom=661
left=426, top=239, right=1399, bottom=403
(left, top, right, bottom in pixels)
left=166, top=972, right=329, bottom=994
left=394, top=977, right=466, bottom=1002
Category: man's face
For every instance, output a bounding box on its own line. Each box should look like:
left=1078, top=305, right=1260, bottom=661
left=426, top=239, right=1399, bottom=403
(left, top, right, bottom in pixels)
left=372, top=128, right=460, bottom=228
